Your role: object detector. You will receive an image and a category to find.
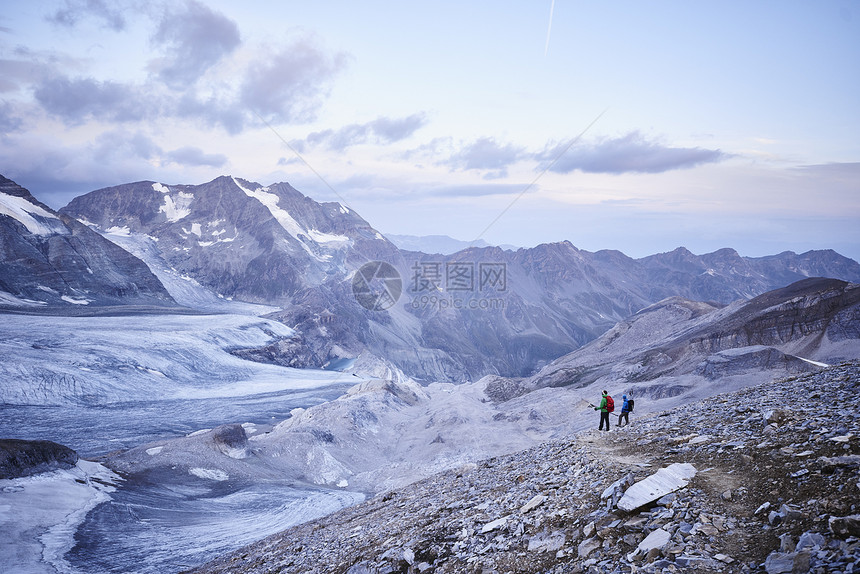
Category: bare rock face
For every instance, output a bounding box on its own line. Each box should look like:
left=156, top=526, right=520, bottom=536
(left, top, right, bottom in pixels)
left=0, top=175, right=175, bottom=309
left=0, top=439, right=78, bottom=479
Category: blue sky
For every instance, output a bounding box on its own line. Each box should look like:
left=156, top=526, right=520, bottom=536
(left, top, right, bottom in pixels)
left=1, top=1, right=858, bottom=260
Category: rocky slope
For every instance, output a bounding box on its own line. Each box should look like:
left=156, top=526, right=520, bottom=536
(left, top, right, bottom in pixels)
left=0, top=175, right=175, bottom=309
left=486, top=277, right=860, bottom=401
left=188, top=362, right=860, bottom=574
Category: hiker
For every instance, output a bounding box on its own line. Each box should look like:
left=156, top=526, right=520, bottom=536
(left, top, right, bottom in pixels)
left=618, top=394, right=633, bottom=427
left=594, top=390, right=611, bottom=431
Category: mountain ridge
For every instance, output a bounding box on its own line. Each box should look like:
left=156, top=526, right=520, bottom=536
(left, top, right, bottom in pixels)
left=4, top=172, right=860, bottom=383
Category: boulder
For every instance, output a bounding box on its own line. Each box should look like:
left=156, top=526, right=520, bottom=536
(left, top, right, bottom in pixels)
left=0, top=439, right=78, bottom=479
left=617, top=463, right=697, bottom=512
left=627, top=528, right=671, bottom=562
left=828, top=514, right=860, bottom=538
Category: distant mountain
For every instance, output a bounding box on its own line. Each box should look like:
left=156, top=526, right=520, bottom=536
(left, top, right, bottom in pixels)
left=54, top=174, right=860, bottom=382
left=484, top=276, right=860, bottom=402
left=385, top=234, right=494, bottom=255
left=0, top=175, right=175, bottom=309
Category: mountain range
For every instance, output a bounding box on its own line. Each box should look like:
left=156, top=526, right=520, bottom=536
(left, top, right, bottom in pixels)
left=3, top=173, right=860, bottom=383
left=3, top=172, right=860, bottom=573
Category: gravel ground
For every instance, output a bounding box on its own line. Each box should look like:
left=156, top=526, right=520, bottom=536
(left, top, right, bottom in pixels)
left=188, top=362, right=860, bottom=574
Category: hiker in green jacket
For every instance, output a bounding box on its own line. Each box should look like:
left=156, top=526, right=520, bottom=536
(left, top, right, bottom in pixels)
left=595, top=390, right=610, bottom=431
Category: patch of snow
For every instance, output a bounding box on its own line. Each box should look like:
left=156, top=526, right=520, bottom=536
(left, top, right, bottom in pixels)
left=182, top=222, right=202, bottom=237
left=152, top=183, right=170, bottom=194
left=0, top=193, right=67, bottom=236
left=796, top=356, right=830, bottom=368
left=160, top=192, right=193, bottom=222
left=105, top=226, right=132, bottom=237
left=339, top=203, right=350, bottom=214
left=60, top=295, right=91, bottom=305
left=146, top=446, right=164, bottom=456
left=0, top=291, right=47, bottom=307
left=189, top=468, right=229, bottom=481
left=307, top=229, right=351, bottom=245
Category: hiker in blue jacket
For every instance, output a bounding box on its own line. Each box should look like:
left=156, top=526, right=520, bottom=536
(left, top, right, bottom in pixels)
left=617, top=394, right=633, bottom=427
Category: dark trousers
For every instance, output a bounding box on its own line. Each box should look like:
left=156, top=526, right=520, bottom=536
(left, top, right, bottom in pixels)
left=599, top=411, right=610, bottom=430
left=618, top=411, right=629, bottom=426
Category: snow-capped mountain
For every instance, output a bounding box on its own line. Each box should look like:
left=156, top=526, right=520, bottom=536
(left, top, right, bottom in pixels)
left=61, top=175, right=399, bottom=304
left=0, top=175, right=174, bottom=308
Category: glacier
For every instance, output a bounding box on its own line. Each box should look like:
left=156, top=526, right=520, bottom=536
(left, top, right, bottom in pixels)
left=0, top=311, right=363, bottom=574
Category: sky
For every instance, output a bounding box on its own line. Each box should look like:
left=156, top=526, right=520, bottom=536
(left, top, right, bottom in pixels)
left=1, top=1, right=859, bottom=260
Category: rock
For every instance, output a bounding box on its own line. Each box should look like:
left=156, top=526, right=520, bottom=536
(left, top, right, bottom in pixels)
left=768, top=510, right=784, bottom=526
left=617, top=463, right=697, bottom=512
left=796, top=531, right=825, bottom=551
left=763, top=550, right=811, bottom=574
left=600, top=473, right=633, bottom=506
left=346, top=561, right=376, bottom=574
left=520, top=494, right=547, bottom=514
left=582, top=521, right=596, bottom=538
left=828, top=514, right=860, bottom=538
left=577, top=537, right=601, bottom=559
left=527, top=531, right=565, bottom=553
left=779, top=504, right=803, bottom=521
left=0, top=439, right=78, bottom=479
left=481, top=515, right=510, bottom=534
left=764, top=409, right=789, bottom=425
left=627, top=528, right=671, bottom=562
left=819, top=455, right=860, bottom=473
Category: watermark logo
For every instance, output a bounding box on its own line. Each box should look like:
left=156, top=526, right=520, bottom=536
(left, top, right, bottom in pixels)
left=410, top=262, right=507, bottom=293
left=410, top=261, right=507, bottom=311
left=353, top=260, right=507, bottom=311
left=353, top=261, right=402, bottom=311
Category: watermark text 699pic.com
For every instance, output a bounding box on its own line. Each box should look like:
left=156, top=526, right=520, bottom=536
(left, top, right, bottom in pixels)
left=409, top=261, right=507, bottom=311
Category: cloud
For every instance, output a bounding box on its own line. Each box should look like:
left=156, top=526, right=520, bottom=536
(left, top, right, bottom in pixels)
left=33, top=75, right=160, bottom=123
left=542, top=132, right=726, bottom=174
left=304, top=113, right=427, bottom=151
left=150, top=0, right=241, bottom=88
left=239, top=38, right=348, bottom=125
left=0, top=101, right=23, bottom=132
left=165, top=146, right=227, bottom=167
left=47, top=0, right=128, bottom=31
left=449, top=137, right=527, bottom=176
left=795, top=162, right=860, bottom=179
left=90, top=130, right=162, bottom=162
